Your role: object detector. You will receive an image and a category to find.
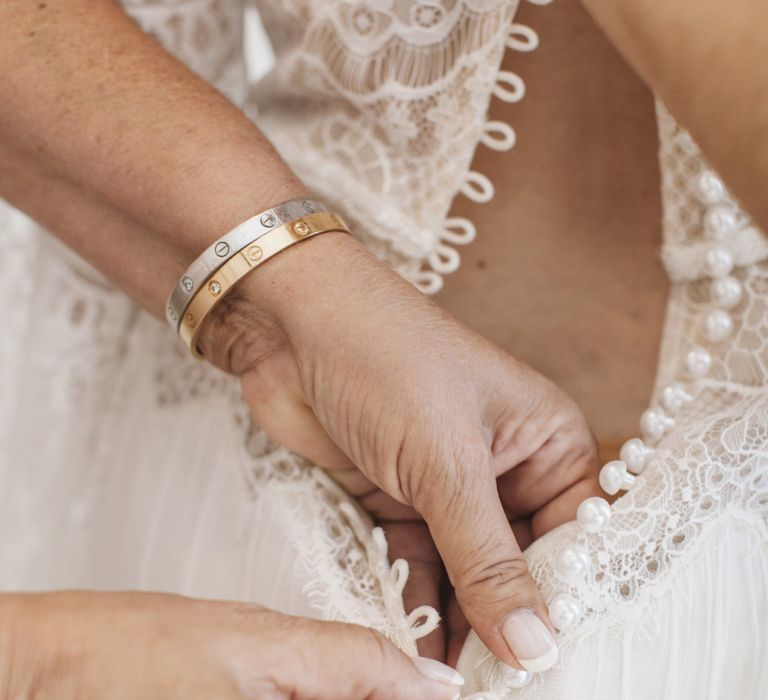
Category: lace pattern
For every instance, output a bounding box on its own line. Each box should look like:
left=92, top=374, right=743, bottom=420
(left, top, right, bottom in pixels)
left=465, top=108, right=768, bottom=696
left=238, top=428, right=439, bottom=653
left=2, top=1, right=767, bottom=697
left=248, top=0, right=547, bottom=292
left=657, top=105, right=768, bottom=281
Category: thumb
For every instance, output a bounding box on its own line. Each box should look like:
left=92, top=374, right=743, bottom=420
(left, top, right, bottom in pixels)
left=419, top=447, right=559, bottom=673
left=278, top=618, right=464, bottom=700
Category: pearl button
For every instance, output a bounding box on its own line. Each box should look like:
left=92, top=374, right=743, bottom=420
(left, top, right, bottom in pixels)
left=576, top=497, right=612, bottom=533
left=704, top=247, right=734, bottom=278
left=620, top=437, right=655, bottom=474
left=548, top=594, right=584, bottom=632
left=711, top=275, right=743, bottom=308
left=703, top=309, right=733, bottom=342
left=696, top=171, right=726, bottom=204
left=640, top=408, right=675, bottom=442
left=500, top=665, right=533, bottom=689
left=599, top=460, right=637, bottom=496
left=660, top=383, right=693, bottom=414
left=704, top=203, right=740, bottom=239
left=554, top=543, right=591, bottom=581
left=685, top=346, right=712, bottom=377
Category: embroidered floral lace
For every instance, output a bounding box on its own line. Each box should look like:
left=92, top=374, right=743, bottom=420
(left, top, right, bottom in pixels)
left=0, top=2, right=766, bottom=698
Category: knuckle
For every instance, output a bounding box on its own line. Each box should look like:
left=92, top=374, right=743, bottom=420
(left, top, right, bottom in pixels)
left=336, top=625, right=399, bottom=695
left=408, top=438, right=489, bottom=517
left=459, top=552, right=532, bottom=605
left=352, top=623, right=405, bottom=674
left=578, top=441, right=600, bottom=476
left=357, top=625, right=392, bottom=663
left=471, top=555, right=530, bottom=589
left=561, top=429, right=600, bottom=481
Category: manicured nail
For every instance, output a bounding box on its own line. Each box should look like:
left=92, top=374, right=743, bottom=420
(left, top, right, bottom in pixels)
left=502, top=609, right=559, bottom=672
left=413, top=657, right=465, bottom=686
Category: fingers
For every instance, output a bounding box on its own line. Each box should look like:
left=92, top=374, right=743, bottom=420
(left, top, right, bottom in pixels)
left=382, top=521, right=446, bottom=660
left=532, top=474, right=601, bottom=537
left=444, top=592, right=471, bottom=669
left=271, top=617, right=463, bottom=700
left=496, top=431, right=601, bottom=536
left=241, top=357, right=353, bottom=470
left=509, top=517, right=534, bottom=551
left=418, top=448, right=559, bottom=673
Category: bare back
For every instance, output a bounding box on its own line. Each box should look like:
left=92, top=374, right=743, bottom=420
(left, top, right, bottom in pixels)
left=437, top=2, right=668, bottom=454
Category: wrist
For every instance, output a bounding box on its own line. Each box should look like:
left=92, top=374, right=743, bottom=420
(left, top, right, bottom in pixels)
left=197, top=231, right=381, bottom=376
left=196, top=283, right=287, bottom=376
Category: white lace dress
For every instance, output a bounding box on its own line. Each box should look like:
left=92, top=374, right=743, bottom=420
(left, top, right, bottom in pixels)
left=1, top=1, right=766, bottom=698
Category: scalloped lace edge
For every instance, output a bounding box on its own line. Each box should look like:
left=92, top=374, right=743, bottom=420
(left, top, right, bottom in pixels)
left=412, top=0, right=553, bottom=295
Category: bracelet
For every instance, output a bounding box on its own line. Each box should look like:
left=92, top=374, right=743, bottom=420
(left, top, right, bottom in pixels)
left=178, top=211, right=349, bottom=358
left=165, top=197, right=327, bottom=330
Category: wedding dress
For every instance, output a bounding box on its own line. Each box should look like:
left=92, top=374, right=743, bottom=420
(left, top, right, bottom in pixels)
left=1, top=1, right=766, bottom=698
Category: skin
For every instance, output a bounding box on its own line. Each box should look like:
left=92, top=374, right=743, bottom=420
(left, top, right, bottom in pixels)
left=438, top=0, right=668, bottom=455
left=0, top=591, right=459, bottom=699
left=0, top=0, right=600, bottom=682
left=580, top=0, right=768, bottom=229
left=0, top=0, right=767, bottom=691
left=222, top=234, right=600, bottom=664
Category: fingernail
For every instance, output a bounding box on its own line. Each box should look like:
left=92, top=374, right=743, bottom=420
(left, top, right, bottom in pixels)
left=502, top=609, right=559, bottom=673
left=413, top=657, right=465, bottom=686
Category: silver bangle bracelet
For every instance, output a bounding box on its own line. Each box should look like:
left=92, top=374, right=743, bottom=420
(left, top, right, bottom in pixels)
left=165, top=197, right=326, bottom=329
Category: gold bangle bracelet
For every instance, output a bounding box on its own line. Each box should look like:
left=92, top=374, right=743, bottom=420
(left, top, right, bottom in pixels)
left=179, top=211, right=349, bottom=358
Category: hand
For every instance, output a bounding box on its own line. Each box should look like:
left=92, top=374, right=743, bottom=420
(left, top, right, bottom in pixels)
left=201, top=232, right=601, bottom=671
left=0, top=591, right=463, bottom=699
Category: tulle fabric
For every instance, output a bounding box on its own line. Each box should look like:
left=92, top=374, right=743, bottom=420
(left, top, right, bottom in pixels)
left=0, top=218, right=429, bottom=657
left=1, top=2, right=767, bottom=699
left=459, top=514, right=768, bottom=698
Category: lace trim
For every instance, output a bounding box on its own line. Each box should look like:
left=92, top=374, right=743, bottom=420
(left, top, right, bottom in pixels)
left=469, top=510, right=768, bottom=698
left=309, top=6, right=516, bottom=92
left=458, top=108, right=768, bottom=695
left=416, top=0, right=551, bottom=294
left=307, top=468, right=441, bottom=655
left=662, top=224, right=768, bottom=282
left=236, top=443, right=442, bottom=656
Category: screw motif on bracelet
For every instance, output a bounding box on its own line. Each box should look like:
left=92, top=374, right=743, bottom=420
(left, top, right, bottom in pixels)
left=165, top=197, right=328, bottom=330
left=177, top=211, right=350, bottom=358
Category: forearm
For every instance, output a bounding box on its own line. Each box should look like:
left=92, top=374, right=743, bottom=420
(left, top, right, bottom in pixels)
left=580, top=0, right=768, bottom=227
left=0, top=137, right=356, bottom=373
left=0, top=141, right=177, bottom=316
left=0, top=0, right=306, bottom=277
left=0, top=594, right=48, bottom=699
